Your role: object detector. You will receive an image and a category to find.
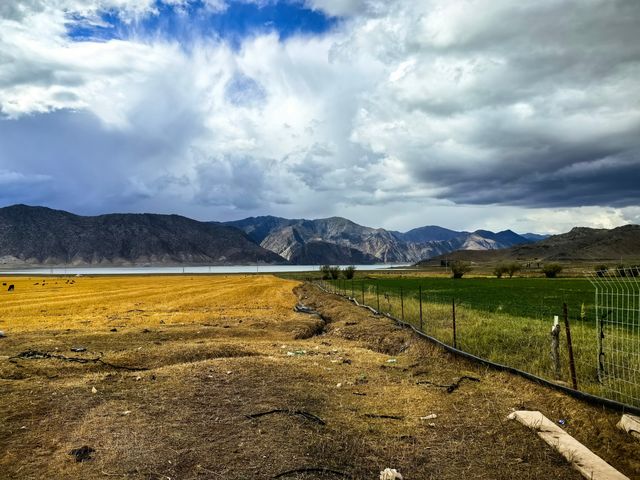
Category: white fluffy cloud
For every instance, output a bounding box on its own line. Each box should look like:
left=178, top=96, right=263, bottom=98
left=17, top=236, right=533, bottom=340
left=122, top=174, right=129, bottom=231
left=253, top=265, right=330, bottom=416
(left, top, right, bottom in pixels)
left=0, top=0, right=639, bottom=232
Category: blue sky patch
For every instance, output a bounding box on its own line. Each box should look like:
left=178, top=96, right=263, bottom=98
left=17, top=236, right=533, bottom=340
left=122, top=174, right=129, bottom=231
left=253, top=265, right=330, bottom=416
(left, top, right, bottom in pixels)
left=66, top=0, right=340, bottom=46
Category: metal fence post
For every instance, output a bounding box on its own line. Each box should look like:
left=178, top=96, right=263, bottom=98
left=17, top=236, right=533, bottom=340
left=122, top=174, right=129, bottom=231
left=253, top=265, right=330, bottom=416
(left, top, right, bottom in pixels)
left=419, top=285, right=423, bottom=331
left=452, top=298, right=457, bottom=348
left=564, top=303, right=578, bottom=390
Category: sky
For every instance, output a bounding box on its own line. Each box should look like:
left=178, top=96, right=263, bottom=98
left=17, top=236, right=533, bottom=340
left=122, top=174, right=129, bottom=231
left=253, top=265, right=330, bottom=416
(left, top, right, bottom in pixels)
left=0, top=0, right=639, bottom=234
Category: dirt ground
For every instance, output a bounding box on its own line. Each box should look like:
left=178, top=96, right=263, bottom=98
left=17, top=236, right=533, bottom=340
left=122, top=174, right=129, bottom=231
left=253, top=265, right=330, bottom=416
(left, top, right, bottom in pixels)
left=0, top=275, right=637, bottom=479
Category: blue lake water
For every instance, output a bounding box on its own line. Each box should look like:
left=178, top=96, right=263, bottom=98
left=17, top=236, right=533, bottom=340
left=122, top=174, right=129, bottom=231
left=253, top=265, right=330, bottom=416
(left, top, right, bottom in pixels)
left=0, top=264, right=411, bottom=275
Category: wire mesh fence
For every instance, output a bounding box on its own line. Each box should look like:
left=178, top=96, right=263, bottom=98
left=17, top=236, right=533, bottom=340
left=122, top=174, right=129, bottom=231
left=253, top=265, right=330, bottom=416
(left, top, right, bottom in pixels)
left=317, top=275, right=640, bottom=409
left=588, top=267, right=640, bottom=408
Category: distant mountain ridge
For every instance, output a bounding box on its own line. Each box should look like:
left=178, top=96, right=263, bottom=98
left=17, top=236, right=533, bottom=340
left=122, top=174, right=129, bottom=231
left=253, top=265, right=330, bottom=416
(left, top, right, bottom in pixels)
left=0, top=205, right=285, bottom=266
left=420, top=225, right=640, bottom=263
left=223, top=216, right=535, bottom=264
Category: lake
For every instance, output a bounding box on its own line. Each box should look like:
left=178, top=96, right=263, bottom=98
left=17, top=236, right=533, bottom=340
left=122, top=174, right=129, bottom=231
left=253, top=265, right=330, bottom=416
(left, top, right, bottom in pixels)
left=0, top=264, right=411, bottom=275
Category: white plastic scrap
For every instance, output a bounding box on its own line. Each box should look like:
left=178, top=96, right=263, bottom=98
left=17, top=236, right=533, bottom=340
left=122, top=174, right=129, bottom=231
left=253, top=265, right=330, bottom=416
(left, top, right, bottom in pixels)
left=380, top=468, right=403, bottom=480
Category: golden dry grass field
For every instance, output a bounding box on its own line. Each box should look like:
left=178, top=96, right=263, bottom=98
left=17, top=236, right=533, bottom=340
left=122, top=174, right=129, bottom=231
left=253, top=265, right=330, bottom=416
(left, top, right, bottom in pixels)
left=0, top=275, right=638, bottom=479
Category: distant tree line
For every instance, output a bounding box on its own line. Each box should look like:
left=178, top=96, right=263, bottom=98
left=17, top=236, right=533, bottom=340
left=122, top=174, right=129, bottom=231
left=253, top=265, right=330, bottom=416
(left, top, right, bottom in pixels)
left=321, top=265, right=356, bottom=280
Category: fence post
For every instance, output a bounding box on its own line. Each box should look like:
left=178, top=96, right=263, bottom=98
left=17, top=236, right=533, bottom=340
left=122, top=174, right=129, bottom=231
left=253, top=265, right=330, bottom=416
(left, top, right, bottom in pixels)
left=419, top=285, right=423, bottom=331
left=452, top=298, right=457, bottom=348
left=563, top=303, right=578, bottom=390
left=400, top=287, right=404, bottom=320
left=376, top=281, right=380, bottom=311
left=361, top=281, right=365, bottom=305
left=551, top=315, right=561, bottom=379
left=351, top=279, right=354, bottom=298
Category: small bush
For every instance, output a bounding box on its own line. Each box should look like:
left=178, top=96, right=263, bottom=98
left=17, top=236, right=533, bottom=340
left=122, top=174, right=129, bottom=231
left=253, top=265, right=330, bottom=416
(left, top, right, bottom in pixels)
left=343, top=265, right=356, bottom=279
left=329, top=266, right=341, bottom=280
left=493, top=264, right=508, bottom=278
left=451, top=261, right=472, bottom=279
left=542, top=263, right=563, bottom=278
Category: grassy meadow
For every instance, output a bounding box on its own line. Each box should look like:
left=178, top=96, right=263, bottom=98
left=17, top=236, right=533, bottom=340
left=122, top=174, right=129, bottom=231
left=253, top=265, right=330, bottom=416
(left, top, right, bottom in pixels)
left=324, top=275, right=640, bottom=407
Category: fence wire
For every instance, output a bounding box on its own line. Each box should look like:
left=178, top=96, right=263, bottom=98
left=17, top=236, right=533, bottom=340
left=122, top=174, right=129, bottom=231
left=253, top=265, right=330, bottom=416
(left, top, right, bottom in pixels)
left=588, top=267, right=640, bottom=407
left=319, top=275, right=640, bottom=409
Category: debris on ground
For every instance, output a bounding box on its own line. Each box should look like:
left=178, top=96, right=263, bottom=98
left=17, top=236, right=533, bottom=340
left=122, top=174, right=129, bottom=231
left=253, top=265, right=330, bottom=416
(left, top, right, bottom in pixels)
left=0, top=330, right=5, bottom=338
left=274, top=467, right=352, bottom=478
left=364, top=414, right=404, bottom=420
left=286, top=350, right=307, bottom=356
left=617, top=414, right=640, bottom=441
left=416, top=375, right=480, bottom=393
left=293, top=303, right=318, bottom=314
left=9, top=349, right=147, bottom=371
left=69, top=445, right=95, bottom=462
left=380, top=468, right=403, bottom=480
left=246, top=409, right=326, bottom=425
left=70, top=346, right=86, bottom=352
left=508, top=410, right=629, bottom=480
left=91, top=387, right=97, bottom=394
left=420, top=414, right=437, bottom=421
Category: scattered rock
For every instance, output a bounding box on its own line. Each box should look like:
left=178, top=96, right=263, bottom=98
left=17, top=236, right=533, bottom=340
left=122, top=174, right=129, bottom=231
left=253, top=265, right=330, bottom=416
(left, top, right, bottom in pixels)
left=69, top=446, right=95, bottom=462
left=380, top=468, right=403, bottom=480
left=91, top=387, right=98, bottom=394
left=286, top=350, right=307, bottom=356
left=420, top=414, right=438, bottom=421
left=386, top=358, right=397, bottom=364
left=0, top=330, right=5, bottom=338
left=70, top=346, right=86, bottom=352
left=110, top=328, right=117, bottom=332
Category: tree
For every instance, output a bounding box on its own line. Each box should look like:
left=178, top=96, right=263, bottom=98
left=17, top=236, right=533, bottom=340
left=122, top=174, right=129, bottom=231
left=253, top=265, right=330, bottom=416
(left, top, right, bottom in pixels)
left=320, top=265, right=331, bottom=280
left=343, top=265, right=356, bottom=279
left=506, top=262, right=521, bottom=278
left=542, top=263, right=563, bottom=278
left=329, top=266, right=341, bottom=280
left=493, top=264, right=508, bottom=278
left=451, top=261, right=472, bottom=279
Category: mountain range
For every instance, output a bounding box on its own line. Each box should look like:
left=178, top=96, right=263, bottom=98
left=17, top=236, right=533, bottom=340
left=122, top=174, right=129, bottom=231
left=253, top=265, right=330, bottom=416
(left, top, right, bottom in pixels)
left=420, top=225, right=640, bottom=263
left=0, top=205, right=284, bottom=266
left=222, top=216, right=535, bottom=264
left=0, top=205, right=543, bottom=267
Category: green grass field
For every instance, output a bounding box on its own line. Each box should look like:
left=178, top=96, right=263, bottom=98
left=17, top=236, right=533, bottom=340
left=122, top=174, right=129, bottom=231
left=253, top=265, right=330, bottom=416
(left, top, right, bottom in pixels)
left=321, top=276, right=640, bottom=408
left=331, top=276, right=595, bottom=320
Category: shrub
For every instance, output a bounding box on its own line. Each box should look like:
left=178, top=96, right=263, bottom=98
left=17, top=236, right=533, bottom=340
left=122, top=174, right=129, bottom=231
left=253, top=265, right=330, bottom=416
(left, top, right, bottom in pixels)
left=506, top=262, right=521, bottom=278
left=329, top=266, right=341, bottom=280
left=451, top=261, right=472, bottom=279
left=542, top=263, right=563, bottom=278
left=493, top=264, right=508, bottom=278
left=320, top=265, right=331, bottom=280
left=343, top=265, right=356, bottom=279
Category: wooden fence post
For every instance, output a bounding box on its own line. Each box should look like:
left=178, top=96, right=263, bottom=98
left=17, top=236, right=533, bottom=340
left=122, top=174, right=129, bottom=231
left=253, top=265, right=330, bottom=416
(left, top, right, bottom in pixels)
left=551, top=315, right=561, bottom=379
left=376, top=281, right=380, bottom=311
left=400, top=287, right=404, bottom=320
